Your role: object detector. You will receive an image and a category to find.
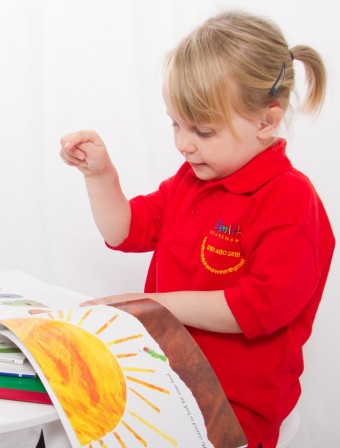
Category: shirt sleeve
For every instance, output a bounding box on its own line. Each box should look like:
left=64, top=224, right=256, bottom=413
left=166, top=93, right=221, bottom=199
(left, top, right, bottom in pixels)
left=107, top=177, right=173, bottom=253
left=225, top=224, right=324, bottom=339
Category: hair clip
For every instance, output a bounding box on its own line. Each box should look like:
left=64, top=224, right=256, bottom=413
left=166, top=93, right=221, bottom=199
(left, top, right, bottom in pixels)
left=269, top=62, right=286, bottom=96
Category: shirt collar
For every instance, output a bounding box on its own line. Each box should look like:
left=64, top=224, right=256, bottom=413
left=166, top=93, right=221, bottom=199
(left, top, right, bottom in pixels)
left=215, top=138, right=292, bottom=194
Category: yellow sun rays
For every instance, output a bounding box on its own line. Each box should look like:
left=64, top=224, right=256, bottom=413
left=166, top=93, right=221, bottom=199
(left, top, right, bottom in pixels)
left=6, top=307, right=178, bottom=448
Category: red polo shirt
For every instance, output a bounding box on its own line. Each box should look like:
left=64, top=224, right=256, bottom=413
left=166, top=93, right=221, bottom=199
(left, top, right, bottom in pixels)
left=110, top=139, right=335, bottom=447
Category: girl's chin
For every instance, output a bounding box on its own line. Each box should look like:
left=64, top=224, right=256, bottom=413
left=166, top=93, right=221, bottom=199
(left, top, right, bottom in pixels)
left=190, top=164, right=216, bottom=180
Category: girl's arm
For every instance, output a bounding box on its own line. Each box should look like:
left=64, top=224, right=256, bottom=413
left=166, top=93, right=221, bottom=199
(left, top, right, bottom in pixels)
left=81, top=290, right=242, bottom=333
left=60, top=130, right=130, bottom=247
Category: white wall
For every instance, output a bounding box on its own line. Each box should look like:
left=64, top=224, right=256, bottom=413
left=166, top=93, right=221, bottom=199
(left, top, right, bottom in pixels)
left=0, top=0, right=338, bottom=446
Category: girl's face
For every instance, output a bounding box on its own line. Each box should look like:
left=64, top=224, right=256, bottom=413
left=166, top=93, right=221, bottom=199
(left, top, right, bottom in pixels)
left=164, top=95, right=273, bottom=181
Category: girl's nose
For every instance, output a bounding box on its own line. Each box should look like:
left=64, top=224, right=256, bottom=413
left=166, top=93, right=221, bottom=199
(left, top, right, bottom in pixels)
left=176, top=132, right=196, bottom=154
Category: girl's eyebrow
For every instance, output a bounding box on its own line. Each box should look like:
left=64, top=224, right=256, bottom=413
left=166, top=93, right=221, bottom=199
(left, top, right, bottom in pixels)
left=166, top=112, right=177, bottom=123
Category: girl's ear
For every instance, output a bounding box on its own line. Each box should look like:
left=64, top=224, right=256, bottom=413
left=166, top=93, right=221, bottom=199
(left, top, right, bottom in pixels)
left=257, top=105, right=283, bottom=139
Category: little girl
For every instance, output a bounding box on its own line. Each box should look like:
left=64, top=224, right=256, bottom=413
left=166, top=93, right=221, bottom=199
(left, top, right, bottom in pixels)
left=60, top=10, right=335, bottom=448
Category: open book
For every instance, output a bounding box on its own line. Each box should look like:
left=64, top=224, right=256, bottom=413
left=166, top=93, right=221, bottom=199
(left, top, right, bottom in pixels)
left=0, top=271, right=247, bottom=448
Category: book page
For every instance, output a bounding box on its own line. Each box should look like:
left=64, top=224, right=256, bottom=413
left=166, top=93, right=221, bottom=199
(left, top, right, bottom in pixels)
left=0, top=305, right=214, bottom=448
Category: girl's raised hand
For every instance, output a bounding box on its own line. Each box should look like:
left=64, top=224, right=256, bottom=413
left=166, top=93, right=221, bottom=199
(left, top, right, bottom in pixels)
left=60, top=130, right=112, bottom=176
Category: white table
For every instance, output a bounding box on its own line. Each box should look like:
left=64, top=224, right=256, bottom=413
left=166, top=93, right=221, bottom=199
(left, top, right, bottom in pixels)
left=0, top=399, right=71, bottom=447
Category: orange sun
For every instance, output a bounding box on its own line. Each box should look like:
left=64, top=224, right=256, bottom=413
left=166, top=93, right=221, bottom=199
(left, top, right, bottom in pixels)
left=3, top=318, right=126, bottom=445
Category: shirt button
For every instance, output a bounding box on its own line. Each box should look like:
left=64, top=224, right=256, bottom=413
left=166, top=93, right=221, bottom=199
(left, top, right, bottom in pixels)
left=191, top=208, right=199, bottom=216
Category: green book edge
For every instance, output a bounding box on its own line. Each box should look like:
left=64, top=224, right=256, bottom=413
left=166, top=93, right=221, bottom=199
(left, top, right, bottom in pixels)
left=0, top=375, right=47, bottom=393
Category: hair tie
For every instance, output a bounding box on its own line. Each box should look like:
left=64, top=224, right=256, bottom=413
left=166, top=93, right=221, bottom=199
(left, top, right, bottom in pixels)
left=290, top=50, right=294, bottom=61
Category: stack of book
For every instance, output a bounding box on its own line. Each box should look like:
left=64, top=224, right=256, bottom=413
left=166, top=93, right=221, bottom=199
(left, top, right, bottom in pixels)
left=0, top=334, right=52, bottom=404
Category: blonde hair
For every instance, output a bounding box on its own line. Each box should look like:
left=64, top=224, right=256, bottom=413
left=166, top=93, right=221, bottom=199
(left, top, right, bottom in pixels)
left=163, top=10, right=326, bottom=129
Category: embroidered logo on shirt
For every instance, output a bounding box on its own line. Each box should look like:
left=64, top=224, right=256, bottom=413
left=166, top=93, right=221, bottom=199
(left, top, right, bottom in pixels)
left=200, top=219, right=246, bottom=274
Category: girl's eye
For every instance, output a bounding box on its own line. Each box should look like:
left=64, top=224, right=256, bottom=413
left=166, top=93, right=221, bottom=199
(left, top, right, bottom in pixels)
left=196, top=129, right=215, bottom=138
left=171, top=121, right=179, bottom=129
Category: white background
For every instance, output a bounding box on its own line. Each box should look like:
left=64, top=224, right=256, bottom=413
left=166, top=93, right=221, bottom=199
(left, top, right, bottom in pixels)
left=0, top=0, right=338, bottom=446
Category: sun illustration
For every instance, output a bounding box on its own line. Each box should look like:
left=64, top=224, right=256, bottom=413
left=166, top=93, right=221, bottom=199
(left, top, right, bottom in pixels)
left=3, top=306, right=179, bottom=448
